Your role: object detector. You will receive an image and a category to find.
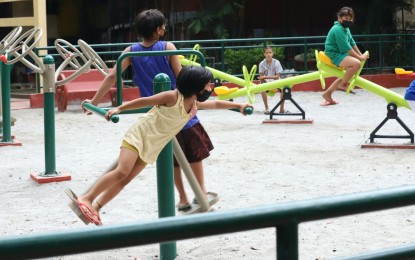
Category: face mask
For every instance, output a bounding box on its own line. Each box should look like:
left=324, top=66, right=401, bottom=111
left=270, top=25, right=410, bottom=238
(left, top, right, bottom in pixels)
left=159, top=27, right=168, bottom=41
left=196, top=89, right=213, bottom=102
left=341, top=20, right=354, bottom=28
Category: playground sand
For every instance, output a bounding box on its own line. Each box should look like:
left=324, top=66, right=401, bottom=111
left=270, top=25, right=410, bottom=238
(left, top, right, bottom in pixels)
left=2, top=88, right=415, bottom=259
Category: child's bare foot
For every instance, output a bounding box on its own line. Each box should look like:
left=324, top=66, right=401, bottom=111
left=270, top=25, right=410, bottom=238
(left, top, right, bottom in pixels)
left=177, top=197, right=191, bottom=211
left=77, top=196, right=93, bottom=212
left=322, top=92, right=333, bottom=102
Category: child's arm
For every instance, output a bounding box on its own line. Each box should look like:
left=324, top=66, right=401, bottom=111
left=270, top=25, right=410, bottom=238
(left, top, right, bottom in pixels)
left=104, top=90, right=177, bottom=120
left=197, top=100, right=253, bottom=115
left=166, top=42, right=182, bottom=78
left=89, top=46, right=132, bottom=106
left=267, top=73, right=280, bottom=80
left=349, top=46, right=369, bottom=61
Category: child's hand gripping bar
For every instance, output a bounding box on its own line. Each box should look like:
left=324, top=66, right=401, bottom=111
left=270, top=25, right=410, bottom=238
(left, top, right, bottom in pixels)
left=229, top=106, right=254, bottom=115
left=82, top=102, right=120, bottom=123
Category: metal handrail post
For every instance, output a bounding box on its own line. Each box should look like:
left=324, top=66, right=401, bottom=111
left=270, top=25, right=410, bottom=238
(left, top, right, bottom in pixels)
left=153, top=73, right=177, bottom=259
left=0, top=59, right=12, bottom=143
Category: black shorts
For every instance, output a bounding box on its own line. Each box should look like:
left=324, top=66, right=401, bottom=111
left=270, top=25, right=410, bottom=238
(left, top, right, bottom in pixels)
left=173, top=122, right=213, bottom=167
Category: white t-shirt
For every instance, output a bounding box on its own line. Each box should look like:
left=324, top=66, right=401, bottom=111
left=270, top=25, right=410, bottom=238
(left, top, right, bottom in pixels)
left=259, top=58, right=283, bottom=82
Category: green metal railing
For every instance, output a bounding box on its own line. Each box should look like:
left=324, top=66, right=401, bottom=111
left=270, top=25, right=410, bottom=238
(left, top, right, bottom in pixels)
left=33, top=33, right=415, bottom=92
left=1, top=185, right=415, bottom=259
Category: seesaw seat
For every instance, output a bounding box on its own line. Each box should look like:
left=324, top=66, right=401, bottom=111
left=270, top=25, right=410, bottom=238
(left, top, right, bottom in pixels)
left=214, top=86, right=239, bottom=95
left=318, top=51, right=344, bottom=70
left=395, top=68, right=413, bottom=75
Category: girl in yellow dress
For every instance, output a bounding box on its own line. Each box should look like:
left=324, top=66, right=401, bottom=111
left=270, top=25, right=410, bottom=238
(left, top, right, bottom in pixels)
left=76, top=66, right=252, bottom=225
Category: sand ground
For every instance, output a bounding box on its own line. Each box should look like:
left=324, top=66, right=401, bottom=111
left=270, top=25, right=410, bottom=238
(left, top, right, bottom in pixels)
left=2, top=88, right=415, bottom=259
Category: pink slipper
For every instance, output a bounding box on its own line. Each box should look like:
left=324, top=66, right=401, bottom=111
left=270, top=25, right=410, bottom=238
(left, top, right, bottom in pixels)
left=77, top=200, right=103, bottom=226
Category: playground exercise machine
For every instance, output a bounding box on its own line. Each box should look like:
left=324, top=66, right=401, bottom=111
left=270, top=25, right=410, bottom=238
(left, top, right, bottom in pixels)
left=0, top=26, right=113, bottom=182
left=30, top=38, right=110, bottom=184
left=0, top=26, right=33, bottom=146
left=180, top=44, right=313, bottom=124
left=66, top=45, right=252, bottom=258
left=2, top=32, right=226, bottom=258
left=83, top=47, right=253, bottom=213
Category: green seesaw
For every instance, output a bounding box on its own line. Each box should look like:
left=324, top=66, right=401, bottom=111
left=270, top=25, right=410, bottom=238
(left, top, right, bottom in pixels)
left=213, top=51, right=407, bottom=107
left=181, top=45, right=414, bottom=144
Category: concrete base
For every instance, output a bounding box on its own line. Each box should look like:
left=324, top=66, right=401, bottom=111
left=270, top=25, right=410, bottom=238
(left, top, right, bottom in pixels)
left=30, top=172, right=71, bottom=184
left=0, top=135, right=22, bottom=146
left=263, top=119, right=314, bottom=124
left=361, top=143, right=415, bottom=149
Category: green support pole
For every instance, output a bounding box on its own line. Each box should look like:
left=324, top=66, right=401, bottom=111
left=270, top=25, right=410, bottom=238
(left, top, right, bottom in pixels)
left=277, top=222, right=299, bottom=260
left=31, top=55, right=70, bottom=183
left=1, top=60, right=12, bottom=143
left=41, top=55, right=57, bottom=176
left=154, top=73, right=177, bottom=260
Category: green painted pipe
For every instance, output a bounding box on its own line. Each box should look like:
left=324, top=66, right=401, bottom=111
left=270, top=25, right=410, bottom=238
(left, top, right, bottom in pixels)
left=153, top=73, right=177, bottom=260
left=41, top=55, right=58, bottom=176
left=217, top=71, right=321, bottom=101
left=82, top=102, right=119, bottom=123
left=1, top=60, right=12, bottom=143
left=320, top=63, right=410, bottom=109
left=102, top=106, right=152, bottom=114
left=229, top=107, right=254, bottom=115
left=1, top=185, right=415, bottom=259
left=180, top=57, right=249, bottom=87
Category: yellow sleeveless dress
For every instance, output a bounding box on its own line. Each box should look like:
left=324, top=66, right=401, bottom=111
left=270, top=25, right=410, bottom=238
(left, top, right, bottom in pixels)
left=123, top=92, right=197, bottom=164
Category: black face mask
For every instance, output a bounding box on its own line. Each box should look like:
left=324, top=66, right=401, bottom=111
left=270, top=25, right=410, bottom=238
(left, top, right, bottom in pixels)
left=341, top=20, right=354, bottom=28
left=196, top=89, right=213, bottom=102
left=159, top=27, right=168, bottom=41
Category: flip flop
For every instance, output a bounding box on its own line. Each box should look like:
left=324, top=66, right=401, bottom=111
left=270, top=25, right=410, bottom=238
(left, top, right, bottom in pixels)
left=77, top=199, right=103, bottom=226
left=183, top=192, right=220, bottom=215
left=65, top=188, right=91, bottom=225
left=320, top=100, right=339, bottom=106
left=177, top=203, right=191, bottom=211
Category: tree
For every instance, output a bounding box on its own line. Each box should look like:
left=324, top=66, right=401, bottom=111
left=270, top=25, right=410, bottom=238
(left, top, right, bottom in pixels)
left=187, top=0, right=244, bottom=39
left=352, top=0, right=413, bottom=34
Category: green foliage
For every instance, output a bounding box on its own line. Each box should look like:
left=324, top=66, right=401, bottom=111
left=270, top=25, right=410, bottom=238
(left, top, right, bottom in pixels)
left=224, top=44, right=285, bottom=75
left=187, top=0, right=244, bottom=39
left=353, top=0, right=413, bottom=34
left=293, top=48, right=318, bottom=62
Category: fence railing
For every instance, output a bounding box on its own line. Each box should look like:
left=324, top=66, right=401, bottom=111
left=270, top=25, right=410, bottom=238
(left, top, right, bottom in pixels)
left=33, top=33, right=415, bottom=87
left=1, top=185, right=415, bottom=259
left=29, top=34, right=415, bottom=93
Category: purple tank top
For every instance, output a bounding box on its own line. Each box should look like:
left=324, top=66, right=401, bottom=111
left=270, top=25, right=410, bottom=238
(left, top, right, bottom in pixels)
left=130, top=42, right=199, bottom=129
